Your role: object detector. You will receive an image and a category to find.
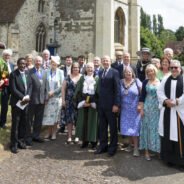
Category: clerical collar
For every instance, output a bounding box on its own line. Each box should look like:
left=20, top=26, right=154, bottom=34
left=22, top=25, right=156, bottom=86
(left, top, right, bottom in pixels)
left=19, top=70, right=25, bottom=74
left=170, top=75, right=179, bottom=80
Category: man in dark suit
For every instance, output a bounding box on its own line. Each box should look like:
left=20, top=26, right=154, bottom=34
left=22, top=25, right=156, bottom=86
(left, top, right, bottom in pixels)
left=27, top=56, right=49, bottom=144
left=78, top=55, right=86, bottom=74
left=93, top=56, right=103, bottom=77
left=0, top=49, right=14, bottom=128
left=95, top=55, right=121, bottom=157
left=111, top=51, right=123, bottom=78
left=9, top=57, right=32, bottom=153
left=121, top=52, right=137, bottom=78
left=61, top=55, right=73, bottom=77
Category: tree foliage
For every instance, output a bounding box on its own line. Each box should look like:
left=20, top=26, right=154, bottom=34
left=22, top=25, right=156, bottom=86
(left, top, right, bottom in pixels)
left=157, top=14, right=164, bottom=35
left=175, top=26, right=184, bottom=41
left=140, top=8, right=151, bottom=30
left=159, top=29, right=176, bottom=45
left=140, top=26, right=163, bottom=58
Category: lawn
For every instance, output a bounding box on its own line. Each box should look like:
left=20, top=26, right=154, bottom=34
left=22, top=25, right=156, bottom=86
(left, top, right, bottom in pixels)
left=0, top=107, right=11, bottom=150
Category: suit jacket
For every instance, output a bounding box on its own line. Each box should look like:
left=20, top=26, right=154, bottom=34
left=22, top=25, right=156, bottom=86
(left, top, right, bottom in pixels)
left=46, top=68, right=64, bottom=97
left=111, top=61, right=123, bottom=79
left=79, top=64, right=86, bottom=75
left=98, top=68, right=121, bottom=110
left=60, top=65, right=70, bottom=78
left=29, top=67, right=49, bottom=104
left=9, top=69, right=32, bottom=107
left=112, top=61, right=137, bottom=79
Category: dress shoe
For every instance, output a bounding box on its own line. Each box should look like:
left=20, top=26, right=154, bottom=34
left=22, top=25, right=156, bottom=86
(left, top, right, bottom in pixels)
left=11, top=147, right=18, bottom=154
left=108, top=151, right=116, bottom=157
left=94, top=147, right=108, bottom=154
left=18, top=142, right=27, bottom=149
left=33, top=137, right=44, bottom=143
left=26, top=141, right=33, bottom=146
left=80, top=142, right=89, bottom=148
left=0, top=125, right=7, bottom=129
left=91, top=142, right=97, bottom=149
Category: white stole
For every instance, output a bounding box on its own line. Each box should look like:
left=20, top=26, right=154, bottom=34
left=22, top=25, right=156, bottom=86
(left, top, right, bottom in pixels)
left=157, top=76, right=184, bottom=142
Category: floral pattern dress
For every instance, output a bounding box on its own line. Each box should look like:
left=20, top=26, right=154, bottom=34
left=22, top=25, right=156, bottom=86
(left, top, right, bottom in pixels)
left=139, top=83, right=160, bottom=153
left=63, top=75, right=78, bottom=124
left=120, top=79, right=142, bottom=136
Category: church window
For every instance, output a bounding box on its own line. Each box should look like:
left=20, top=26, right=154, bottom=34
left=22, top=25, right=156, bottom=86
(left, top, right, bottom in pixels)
left=36, top=23, right=46, bottom=52
left=114, top=8, right=125, bottom=45
left=38, top=0, right=45, bottom=13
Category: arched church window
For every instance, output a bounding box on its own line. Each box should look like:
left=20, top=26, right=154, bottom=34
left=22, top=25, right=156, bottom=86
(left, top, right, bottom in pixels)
left=114, top=8, right=125, bottom=45
left=36, top=23, right=46, bottom=52
left=38, top=0, right=45, bottom=13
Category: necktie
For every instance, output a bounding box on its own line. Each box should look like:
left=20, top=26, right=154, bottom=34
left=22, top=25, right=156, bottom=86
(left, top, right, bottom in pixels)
left=102, top=69, right=107, bottom=78
left=21, top=73, right=27, bottom=90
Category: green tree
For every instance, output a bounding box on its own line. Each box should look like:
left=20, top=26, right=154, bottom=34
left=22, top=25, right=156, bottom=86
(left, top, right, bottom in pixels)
left=159, top=29, right=176, bottom=45
left=152, top=15, right=157, bottom=35
left=140, top=26, right=164, bottom=58
left=175, top=26, right=184, bottom=41
left=157, top=14, right=164, bottom=35
left=140, top=8, right=151, bottom=30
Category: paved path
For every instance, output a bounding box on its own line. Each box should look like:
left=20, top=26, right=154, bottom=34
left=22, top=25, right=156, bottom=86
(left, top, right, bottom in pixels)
left=0, top=133, right=183, bottom=184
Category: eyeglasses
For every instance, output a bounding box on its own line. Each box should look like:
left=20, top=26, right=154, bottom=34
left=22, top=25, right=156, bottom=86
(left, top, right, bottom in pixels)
left=170, top=66, right=179, bottom=70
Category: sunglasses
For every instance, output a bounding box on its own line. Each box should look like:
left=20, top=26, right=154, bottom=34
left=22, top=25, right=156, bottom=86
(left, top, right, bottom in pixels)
left=170, top=66, right=179, bottom=70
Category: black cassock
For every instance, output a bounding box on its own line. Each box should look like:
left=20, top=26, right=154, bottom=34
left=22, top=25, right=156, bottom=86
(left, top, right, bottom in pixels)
left=161, top=75, right=184, bottom=165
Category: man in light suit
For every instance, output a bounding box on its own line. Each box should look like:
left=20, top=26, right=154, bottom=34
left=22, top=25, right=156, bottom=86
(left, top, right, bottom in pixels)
left=27, top=56, right=49, bottom=144
left=0, top=49, right=15, bottom=128
left=9, top=57, right=32, bottom=153
left=95, top=55, right=121, bottom=157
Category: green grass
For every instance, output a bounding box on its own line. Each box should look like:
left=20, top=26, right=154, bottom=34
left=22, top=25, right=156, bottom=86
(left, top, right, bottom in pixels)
left=0, top=107, right=11, bottom=149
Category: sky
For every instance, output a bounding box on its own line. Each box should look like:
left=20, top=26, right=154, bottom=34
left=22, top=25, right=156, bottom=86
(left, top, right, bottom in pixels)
left=139, top=0, right=184, bottom=31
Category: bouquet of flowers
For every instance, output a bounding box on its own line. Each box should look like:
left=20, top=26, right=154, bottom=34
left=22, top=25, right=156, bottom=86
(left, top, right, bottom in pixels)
left=0, top=71, right=9, bottom=90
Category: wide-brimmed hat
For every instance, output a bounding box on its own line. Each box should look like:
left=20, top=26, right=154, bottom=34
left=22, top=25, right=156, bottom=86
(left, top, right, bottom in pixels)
left=51, top=56, right=60, bottom=65
left=136, top=47, right=154, bottom=56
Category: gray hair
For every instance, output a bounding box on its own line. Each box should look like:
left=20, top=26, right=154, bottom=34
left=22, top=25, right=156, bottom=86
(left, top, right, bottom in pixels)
left=2, top=49, right=13, bottom=56
left=164, top=48, right=173, bottom=55
left=170, top=60, right=181, bottom=67
left=42, top=49, right=50, bottom=56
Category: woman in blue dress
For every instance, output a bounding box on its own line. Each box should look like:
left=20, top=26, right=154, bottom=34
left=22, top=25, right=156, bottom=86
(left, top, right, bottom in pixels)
left=139, top=64, right=160, bottom=161
left=62, top=62, right=81, bottom=143
left=120, top=66, right=142, bottom=156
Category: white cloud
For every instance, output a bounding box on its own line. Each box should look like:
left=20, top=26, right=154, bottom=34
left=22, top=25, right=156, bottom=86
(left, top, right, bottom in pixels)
left=139, top=0, right=184, bottom=31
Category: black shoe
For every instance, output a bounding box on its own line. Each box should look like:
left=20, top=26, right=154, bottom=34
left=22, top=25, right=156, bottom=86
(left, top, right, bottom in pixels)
left=26, top=141, right=33, bottom=146
left=91, top=142, right=97, bottom=149
left=0, top=125, right=7, bottom=129
left=80, top=142, right=89, bottom=148
left=18, top=142, right=27, bottom=149
left=108, top=151, right=116, bottom=157
left=94, top=147, right=108, bottom=154
left=33, top=137, right=44, bottom=143
left=10, top=147, right=18, bottom=154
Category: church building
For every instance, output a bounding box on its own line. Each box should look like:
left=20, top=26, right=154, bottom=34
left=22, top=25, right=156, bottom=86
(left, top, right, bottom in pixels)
left=0, top=0, right=140, bottom=61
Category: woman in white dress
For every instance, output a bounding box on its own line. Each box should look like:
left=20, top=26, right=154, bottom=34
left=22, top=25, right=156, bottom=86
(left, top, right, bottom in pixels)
left=42, top=56, right=64, bottom=140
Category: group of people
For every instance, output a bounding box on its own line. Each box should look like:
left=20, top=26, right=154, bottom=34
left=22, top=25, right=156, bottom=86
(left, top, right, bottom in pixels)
left=0, top=47, right=184, bottom=169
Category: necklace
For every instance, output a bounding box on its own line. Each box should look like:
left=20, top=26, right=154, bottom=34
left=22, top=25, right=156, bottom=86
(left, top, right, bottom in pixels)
left=140, top=60, right=150, bottom=72
left=122, top=79, right=135, bottom=95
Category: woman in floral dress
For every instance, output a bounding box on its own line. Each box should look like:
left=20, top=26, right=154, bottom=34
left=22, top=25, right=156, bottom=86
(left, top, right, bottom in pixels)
left=139, top=64, right=160, bottom=160
left=62, top=62, right=81, bottom=143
